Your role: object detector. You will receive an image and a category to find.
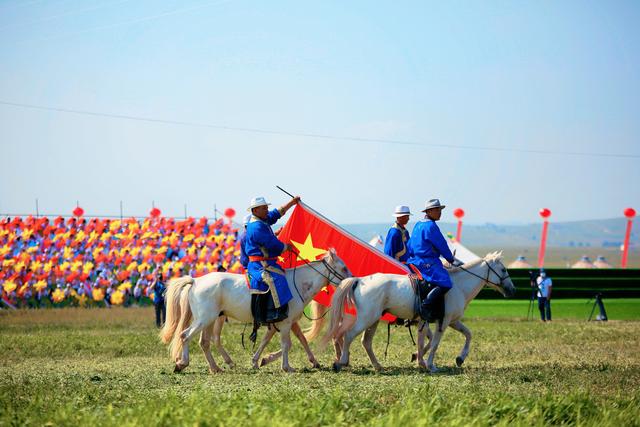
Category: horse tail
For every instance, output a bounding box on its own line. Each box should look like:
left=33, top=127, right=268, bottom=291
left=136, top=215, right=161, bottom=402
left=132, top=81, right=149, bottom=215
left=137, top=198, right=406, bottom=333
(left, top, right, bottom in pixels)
left=319, top=278, right=358, bottom=350
left=169, top=281, right=194, bottom=363
left=159, top=276, right=194, bottom=345
left=303, top=300, right=328, bottom=342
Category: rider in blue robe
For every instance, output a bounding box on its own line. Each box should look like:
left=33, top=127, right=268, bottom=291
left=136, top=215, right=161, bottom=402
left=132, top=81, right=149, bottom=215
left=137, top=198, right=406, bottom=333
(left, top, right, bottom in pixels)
left=407, top=199, right=462, bottom=321
left=245, top=196, right=299, bottom=324
left=384, top=205, right=412, bottom=263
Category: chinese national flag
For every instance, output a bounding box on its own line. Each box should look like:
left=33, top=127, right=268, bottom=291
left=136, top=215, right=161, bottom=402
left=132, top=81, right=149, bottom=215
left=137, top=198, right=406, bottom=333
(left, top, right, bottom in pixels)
left=277, top=203, right=409, bottom=321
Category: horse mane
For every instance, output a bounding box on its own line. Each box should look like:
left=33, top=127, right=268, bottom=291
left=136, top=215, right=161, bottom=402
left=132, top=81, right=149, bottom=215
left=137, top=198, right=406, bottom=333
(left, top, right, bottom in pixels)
left=447, top=251, right=503, bottom=272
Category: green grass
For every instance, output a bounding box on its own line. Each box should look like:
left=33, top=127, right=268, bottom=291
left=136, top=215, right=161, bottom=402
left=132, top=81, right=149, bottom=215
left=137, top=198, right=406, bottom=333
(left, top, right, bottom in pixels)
left=1, top=307, right=639, bottom=426
left=465, top=298, right=640, bottom=320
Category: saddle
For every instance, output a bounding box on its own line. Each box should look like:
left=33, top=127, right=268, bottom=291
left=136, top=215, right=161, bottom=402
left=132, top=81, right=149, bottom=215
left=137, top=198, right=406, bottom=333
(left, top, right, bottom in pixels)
left=249, top=292, right=289, bottom=343
left=408, top=273, right=445, bottom=327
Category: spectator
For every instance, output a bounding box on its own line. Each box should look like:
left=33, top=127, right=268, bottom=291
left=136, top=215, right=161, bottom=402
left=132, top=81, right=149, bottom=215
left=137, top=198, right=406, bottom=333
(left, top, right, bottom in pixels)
left=536, top=269, right=553, bottom=322
left=151, top=272, right=166, bottom=327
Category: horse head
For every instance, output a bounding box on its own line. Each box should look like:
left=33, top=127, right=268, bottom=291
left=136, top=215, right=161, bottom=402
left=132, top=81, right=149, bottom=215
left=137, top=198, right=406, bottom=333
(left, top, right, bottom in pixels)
left=483, top=251, right=516, bottom=298
left=321, top=248, right=352, bottom=283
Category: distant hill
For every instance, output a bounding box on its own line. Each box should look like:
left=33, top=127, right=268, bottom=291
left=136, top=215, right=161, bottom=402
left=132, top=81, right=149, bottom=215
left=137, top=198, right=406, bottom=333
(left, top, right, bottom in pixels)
left=341, top=218, right=636, bottom=248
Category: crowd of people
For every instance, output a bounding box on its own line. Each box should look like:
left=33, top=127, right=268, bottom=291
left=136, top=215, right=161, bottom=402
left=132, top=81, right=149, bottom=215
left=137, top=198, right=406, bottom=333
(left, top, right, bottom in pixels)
left=0, top=215, right=243, bottom=309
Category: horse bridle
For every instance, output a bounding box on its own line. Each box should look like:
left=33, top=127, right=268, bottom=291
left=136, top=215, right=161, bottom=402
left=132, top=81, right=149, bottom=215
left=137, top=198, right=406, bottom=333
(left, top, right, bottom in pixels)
left=288, top=251, right=348, bottom=321
left=459, top=259, right=511, bottom=288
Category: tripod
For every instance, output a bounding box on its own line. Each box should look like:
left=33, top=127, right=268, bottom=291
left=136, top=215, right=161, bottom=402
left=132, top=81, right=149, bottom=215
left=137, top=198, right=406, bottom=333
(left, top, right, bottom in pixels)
left=587, top=293, right=608, bottom=321
left=526, top=288, right=537, bottom=321
left=526, top=271, right=538, bottom=321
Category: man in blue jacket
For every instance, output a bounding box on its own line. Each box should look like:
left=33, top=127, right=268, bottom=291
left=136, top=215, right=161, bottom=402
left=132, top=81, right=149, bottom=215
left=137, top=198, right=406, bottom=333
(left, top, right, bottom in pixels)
left=245, top=195, right=299, bottom=324
left=384, top=205, right=412, bottom=263
left=407, top=199, right=463, bottom=322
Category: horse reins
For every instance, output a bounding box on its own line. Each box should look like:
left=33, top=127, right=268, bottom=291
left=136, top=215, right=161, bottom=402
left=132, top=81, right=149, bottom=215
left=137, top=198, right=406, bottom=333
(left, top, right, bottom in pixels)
left=290, top=249, right=347, bottom=321
left=458, top=260, right=510, bottom=288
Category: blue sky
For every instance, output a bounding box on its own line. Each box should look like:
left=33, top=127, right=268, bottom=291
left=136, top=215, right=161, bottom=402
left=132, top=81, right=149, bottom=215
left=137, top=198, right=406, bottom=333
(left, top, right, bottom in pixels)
left=1, top=0, right=639, bottom=224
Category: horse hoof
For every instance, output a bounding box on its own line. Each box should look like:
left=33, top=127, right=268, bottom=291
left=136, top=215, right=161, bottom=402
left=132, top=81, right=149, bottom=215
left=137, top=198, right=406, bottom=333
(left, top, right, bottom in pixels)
left=173, top=364, right=184, bottom=373
left=282, top=367, right=296, bottom=373
left=312, top=362, right=321, bottom=369
left=332, top=362, right=342, bottom=372
left=429, top=366, right=439, bottom=373
left=209, top=367, right=223, bottom=374
left=251, top=362, right=260, bottom=370
left=410, top=353, right=417, bottom=362
left=260, top=358, right=268, bottom=367
left=455, top=356, right=464, bottom=367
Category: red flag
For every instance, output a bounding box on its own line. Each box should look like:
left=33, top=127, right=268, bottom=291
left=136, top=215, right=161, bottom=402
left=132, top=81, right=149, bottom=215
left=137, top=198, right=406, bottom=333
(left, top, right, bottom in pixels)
left=277, top=203, right=409, bottom=321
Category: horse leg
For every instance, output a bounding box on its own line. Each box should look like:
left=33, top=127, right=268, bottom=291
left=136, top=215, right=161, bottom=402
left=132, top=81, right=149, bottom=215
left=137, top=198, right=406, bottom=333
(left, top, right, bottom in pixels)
left=212, top=316, right=234, bottom=368
left=412, top=322, right=433, bottom=362
left=415, top=320, right=428, bottom=369
left=333, top=316, right=371, bottom=372
left=262, top=322, right=319, bottom=368
left=251, top=326, right=276, bottom=369
left=361, top=321, right=382, bottom=371
left=199, top=324, right=222, bottom=373
left=175, top=321, right=206, bottom=372
left=279, top=322, right=295, bottom=373
left=292, top=322, right=321, bottom=368
left=450, top=320, right=471, bottom=367
left=426, top=322, right=448, bottom=373
left=332, top=313, right=356, bottom=365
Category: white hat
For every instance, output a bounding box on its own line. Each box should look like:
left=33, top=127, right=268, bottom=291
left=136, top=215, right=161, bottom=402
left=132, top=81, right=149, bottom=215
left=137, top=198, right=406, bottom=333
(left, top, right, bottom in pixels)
left=393, top=205, right=412, bottom=217
left=243, top=214, right=252, bottom=225
left=422, top=199, right=446, bottom=212
left=248, top=196, right=270, bottom=211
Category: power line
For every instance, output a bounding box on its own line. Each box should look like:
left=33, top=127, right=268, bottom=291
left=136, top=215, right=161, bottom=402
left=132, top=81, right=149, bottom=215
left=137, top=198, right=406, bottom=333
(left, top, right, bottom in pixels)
left=11, top=0, right=234, bottom=45
left=1, top=100, right=638, bottom=159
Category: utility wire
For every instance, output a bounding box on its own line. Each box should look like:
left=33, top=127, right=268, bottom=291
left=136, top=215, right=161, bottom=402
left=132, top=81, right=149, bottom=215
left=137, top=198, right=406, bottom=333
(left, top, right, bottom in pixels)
left=1, top=100, right=638, bottom=159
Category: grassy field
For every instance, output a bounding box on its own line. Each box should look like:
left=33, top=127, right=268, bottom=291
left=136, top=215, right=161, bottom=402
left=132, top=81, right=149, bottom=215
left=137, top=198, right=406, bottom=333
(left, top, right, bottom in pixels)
left=1, top=306, right=639, bottom=426
left=465, top=298, right=640, bottom=320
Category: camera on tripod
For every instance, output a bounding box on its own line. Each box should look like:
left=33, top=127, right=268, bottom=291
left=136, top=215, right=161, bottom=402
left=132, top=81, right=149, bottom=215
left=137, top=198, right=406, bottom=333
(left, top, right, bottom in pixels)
left=588, top=293, right=608, bottom=322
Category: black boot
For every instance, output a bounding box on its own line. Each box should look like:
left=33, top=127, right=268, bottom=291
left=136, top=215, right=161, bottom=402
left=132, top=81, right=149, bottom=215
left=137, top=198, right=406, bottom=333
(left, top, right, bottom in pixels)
left=265, top=302, right=288, bottom=323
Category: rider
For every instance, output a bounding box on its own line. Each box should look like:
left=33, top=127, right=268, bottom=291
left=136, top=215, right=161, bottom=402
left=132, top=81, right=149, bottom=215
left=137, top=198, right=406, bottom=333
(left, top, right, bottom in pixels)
left=407, top=199, right=463, bottom=321
left=384, top=205, right=412, bottom=263
left=245, top=195, right=300, bottom=324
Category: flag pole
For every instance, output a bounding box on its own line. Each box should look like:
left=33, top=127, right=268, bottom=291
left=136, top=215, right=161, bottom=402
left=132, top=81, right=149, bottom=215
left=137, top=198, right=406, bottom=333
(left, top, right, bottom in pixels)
left=276, top=185, right=296, bottom=199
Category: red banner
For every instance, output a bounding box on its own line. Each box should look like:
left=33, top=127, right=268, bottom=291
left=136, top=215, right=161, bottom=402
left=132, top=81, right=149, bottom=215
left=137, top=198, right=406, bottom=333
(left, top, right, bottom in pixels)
left=278, top=203, right=409, bottom=320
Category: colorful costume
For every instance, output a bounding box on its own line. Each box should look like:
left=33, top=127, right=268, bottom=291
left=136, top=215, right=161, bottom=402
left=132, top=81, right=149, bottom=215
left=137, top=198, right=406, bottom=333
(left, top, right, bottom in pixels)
left=245, top=209, right=292, bottom=310
left=384, top=223, right=411, bottom=263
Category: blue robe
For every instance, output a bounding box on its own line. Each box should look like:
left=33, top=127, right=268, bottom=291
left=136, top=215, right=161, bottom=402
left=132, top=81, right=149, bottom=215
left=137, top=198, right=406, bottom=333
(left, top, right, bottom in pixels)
left=245, top=209, right=292, bottom=308
left=407, top=219, right=455, bottom=288
left=384, top=223, right=411, bottom=263
left=239, top=232, right=249, bottom=269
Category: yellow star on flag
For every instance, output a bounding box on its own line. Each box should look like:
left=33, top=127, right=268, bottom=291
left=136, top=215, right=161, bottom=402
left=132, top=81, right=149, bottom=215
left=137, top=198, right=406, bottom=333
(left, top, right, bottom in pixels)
left=291, top=233, right=326, bottom=262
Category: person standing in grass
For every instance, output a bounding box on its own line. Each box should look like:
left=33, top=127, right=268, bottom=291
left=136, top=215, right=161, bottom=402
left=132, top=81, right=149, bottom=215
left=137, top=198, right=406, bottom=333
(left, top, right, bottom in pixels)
left=151, top=272, right=166, bottom=328
left=536, top=269, right=552, bottom=321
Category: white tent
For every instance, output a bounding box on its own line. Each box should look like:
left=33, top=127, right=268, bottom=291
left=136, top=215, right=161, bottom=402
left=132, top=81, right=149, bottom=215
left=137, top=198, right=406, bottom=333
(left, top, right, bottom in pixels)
left=508, top=255, right=533, bottom=269
left=572, top=255, right=595, bottom=269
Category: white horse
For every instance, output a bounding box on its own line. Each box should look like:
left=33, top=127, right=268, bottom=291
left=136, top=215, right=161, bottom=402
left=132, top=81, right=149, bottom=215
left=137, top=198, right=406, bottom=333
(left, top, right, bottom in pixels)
left=160, top=249, right=350, bottom=373
left=322, top=252, right=516, bottom=372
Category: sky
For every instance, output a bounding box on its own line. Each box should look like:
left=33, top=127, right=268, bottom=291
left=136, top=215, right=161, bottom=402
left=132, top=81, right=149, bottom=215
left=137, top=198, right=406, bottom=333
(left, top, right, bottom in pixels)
left=1, top=0, right=639, bottom=225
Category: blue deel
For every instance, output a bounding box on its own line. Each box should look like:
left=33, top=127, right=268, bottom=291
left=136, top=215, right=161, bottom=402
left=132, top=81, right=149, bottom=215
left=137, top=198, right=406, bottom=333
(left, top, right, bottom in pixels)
left=245, top=209, right=292, bottom=308
left=384, top=224, right=411, bottom=263
left=407, top=219, right=455, bottom=288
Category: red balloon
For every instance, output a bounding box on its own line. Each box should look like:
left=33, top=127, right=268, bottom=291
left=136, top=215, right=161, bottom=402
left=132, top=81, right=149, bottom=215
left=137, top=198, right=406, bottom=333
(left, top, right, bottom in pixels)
left=624, top=207, right=636, bottom=219
left=72, top=207, right=84, bottom=217
left=150, top=207, right=161, bottom=218
left=453, top=208, right=465, bottom=219
left=539, top=208, right=551, bottom=219
left=224, top=207, right=236, bottom=218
